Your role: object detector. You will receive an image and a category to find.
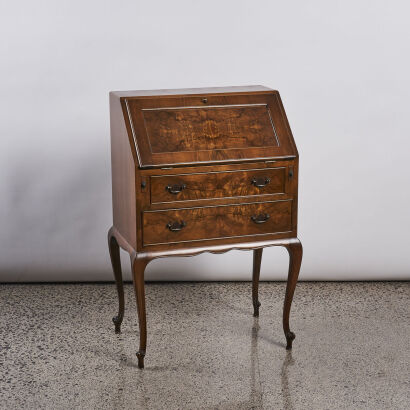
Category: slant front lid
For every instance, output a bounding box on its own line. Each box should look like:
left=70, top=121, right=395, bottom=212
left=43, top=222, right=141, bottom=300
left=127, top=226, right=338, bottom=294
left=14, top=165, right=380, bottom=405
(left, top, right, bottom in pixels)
left=122, top=87, right=297, bottom=168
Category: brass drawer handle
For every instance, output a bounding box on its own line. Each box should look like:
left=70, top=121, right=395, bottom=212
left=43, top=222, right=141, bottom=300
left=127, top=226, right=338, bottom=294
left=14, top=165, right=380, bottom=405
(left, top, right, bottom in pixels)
left=251, top=213, right=270, bottom=224
left=166, top=220, right=186, bottom=232
left=166, top=183, right=187, bottom=195
left=251, top=177, right=271, bottom=188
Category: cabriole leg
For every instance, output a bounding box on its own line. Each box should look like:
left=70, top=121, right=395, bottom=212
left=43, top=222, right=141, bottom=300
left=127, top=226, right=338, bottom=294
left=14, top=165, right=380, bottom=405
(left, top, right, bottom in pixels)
left=131, top=254, right=150, bottom=369
left=252, top=248, right=263, bottom=317
left=283, top=239, right=303, bottom=349
left=108, top=227, right=124, bottom=334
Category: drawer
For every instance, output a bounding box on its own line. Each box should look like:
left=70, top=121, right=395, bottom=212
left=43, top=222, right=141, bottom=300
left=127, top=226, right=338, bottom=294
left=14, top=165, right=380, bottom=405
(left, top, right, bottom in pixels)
left=142, top=200, right=292, bottom=245
left=150, top=167, right=287, bottom=204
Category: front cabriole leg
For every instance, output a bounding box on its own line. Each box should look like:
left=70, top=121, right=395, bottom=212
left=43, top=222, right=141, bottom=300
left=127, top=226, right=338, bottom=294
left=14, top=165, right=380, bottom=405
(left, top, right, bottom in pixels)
left=131, top=253, right=150, bottom=369
left=283, top=239, right=303, bottom=349
left=252, top=248, right=263, bottom=317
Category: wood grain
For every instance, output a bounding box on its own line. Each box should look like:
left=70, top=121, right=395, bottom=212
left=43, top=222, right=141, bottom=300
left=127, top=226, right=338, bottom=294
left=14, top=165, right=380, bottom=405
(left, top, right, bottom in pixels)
left=143, top=105, right=278, bottom=153
left=150, top=167, right=286, bottom=204
left=142, top=200, right=292, bottom=246
left=125, top=90, right=298, bottom=168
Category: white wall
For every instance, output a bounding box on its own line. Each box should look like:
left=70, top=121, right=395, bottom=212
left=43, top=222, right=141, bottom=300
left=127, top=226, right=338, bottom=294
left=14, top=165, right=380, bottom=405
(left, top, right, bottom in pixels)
left=1, top=0, right=409, bottom=282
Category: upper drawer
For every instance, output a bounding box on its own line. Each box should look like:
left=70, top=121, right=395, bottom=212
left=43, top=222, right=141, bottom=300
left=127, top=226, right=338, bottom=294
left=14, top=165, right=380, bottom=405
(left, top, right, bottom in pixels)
left=150, top=167, right=287, bottom=204
left=123, top=91, right=297, bottom=168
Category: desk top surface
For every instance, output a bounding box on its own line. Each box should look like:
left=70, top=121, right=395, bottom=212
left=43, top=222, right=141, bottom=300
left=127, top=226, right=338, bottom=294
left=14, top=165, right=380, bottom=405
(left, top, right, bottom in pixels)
left=110, top=85, right=274, bottom=98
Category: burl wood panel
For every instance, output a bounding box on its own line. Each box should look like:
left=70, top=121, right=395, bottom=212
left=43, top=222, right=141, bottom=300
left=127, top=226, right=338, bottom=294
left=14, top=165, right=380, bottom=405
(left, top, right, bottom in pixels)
left=150, top=167, right=286, bottom=204
left=142, top=105, right=278, bottom=153
left=142, top=200, right=292, bottom=245
left=125, top=91, right=298, bottom=167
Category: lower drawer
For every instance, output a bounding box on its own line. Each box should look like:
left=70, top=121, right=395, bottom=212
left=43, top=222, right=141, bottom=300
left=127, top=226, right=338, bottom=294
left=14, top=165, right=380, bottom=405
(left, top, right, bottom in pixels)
left=142, top=200, right=292, bottom=245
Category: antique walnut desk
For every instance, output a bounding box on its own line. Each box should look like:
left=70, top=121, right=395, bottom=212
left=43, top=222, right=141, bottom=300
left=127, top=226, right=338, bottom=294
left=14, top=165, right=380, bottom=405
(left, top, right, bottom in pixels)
left=108, top=85, right=303, bottom=368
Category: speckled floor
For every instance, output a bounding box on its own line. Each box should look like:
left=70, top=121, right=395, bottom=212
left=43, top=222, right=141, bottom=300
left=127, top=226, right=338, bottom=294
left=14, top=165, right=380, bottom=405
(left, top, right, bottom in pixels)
left=0, top=282, right=409, bottom=410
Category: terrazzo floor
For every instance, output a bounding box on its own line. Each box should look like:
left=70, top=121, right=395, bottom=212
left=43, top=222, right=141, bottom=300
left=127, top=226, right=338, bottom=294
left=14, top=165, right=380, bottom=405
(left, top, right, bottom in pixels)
left=0, top=282, right=409, bottom=409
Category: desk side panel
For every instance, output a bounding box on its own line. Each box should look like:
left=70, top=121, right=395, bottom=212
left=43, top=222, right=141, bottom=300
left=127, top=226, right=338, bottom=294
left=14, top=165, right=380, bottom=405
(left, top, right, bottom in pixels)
left=110, top=93, right=137, bottom=249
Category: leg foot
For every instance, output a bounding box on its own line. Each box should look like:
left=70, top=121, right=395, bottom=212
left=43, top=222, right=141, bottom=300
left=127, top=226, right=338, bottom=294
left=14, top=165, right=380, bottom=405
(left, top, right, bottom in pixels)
left=131, top=254, right=150, bottom=370
left=108, top=227, right=125, bottom=334
left=283, top=239, right=303, bottom=350
left=136, top=350, right=145, bottom=369
left=253, top=301, right=261, bottom=317
left=112, top=316, right=122, bottom=334
left=285, top=331, right=295, bottom=350
left=252, top=248, right=263, bottom=317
